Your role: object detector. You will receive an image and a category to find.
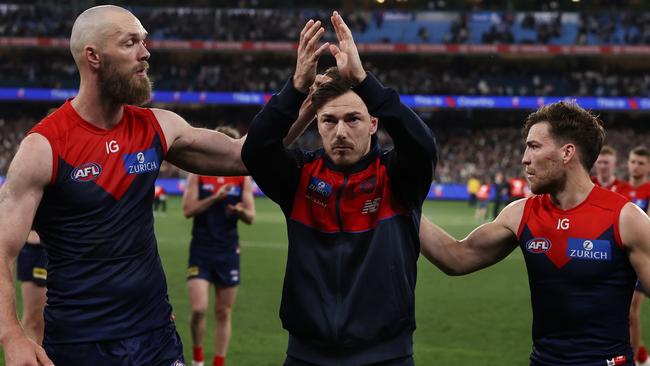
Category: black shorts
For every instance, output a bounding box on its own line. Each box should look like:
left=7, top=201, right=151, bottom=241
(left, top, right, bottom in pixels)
left=187, top=242, right=240, bottom=287
left=45, top=324, right=184, bottom=366
left=17, top=243, right=47, bottom=287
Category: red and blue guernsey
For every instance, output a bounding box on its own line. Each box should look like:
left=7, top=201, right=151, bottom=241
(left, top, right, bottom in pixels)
left=517, top=186, right=636, bottom=366
left=29, top=100, right=172, bottom=345
left=620, top=182, right=650, bottom=212
left=192, top=176, right=245, bottom=251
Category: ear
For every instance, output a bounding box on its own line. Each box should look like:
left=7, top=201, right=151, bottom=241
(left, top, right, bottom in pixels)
left=85, top=45, right=101, bottom=70
left=563, top=143, right=576, bottom=164
left=369, top=116, right=378, bottom=135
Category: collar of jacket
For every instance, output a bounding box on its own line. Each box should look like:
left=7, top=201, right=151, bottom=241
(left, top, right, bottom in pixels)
left=323, top=135, right=380, bottom=174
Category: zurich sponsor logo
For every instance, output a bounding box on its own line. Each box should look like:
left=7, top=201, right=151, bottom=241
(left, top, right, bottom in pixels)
left=567, top=238, right=611, bottom=261
left=71, top=162, right=102, bottom=182
left=525, top=238, right=552, bottom=254
left=123, top=148, right=159, bottom=175
left=308, top=177, right=332, bottom=198
left=171, top=361, right=185, bottom=366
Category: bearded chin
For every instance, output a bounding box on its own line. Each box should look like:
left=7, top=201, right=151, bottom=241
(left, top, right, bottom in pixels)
left=98, top=64, right=152, bottom=106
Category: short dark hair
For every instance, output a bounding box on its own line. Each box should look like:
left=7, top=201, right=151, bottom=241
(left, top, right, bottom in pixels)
left=311, top=67, right=353, bottom=111
left=523, top=101, right=605, bottom=171
left=630, top=145, right=650, bottom=159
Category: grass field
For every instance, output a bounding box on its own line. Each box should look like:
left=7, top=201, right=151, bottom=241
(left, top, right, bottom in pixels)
left=5, top=196, right=650, bottom=365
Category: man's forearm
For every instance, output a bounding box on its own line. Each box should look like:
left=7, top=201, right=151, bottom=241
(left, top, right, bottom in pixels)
left=419, top=217, right=467, bottom=276
left=0, top=260, right=23, bottom=344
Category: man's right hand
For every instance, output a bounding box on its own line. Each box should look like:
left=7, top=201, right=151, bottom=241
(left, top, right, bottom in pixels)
left=293, top=19, right=330, bottom=93
left=3, top=332, right=54, bottom=366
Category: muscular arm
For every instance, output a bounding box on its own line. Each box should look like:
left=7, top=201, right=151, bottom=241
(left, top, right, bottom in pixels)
left=0, top=134, right=53, bottom=365
left=154, top=109, right=247, bottom=176
left=420, top=199, right=524, bottom=275
left=620, top=202, right=650, bottom=290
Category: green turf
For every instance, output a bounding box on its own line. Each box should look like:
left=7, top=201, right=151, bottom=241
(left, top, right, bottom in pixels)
left=4, top=197, right=650, bottom=365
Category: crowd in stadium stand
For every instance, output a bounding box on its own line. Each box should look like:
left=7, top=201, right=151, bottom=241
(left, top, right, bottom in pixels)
left=1, top=115, right=648, bottom=185
left=3, top=4, right=650, bottom=45
left=2, top=53, right=650, bottom=97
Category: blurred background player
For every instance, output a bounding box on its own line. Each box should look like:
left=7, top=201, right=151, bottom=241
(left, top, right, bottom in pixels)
left=492, top=171, right=510, bottom=219
left=623, top=146, right=650, bottom=365
left=16, top=230, right=46, bottom=345
left=593, top=145, right=630, bottom=194
left=183, top=126, right=255, bottom=366
left=154, top=184, right=167, bottom=212
left=474, top=175, right=491, bottom=221
left=467, top=174, right=480, bottom=207
left=508, top=174, right=528, bottom=203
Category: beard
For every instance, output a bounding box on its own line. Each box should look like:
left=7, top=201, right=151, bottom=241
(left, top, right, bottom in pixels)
left=98, top=56, right=152, bottom=106
left=530, top=170, right=566, bottom=195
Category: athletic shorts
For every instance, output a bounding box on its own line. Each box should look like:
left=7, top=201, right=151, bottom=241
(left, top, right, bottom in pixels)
left=284, top=355, right=414, bottom=366
left=477, top=200, right=489, bottom=209
left=44, top=323, right=184, bottom=366
left=16, top=243, right=47, bottom=287
left=187, top=243, right=240, bottom=287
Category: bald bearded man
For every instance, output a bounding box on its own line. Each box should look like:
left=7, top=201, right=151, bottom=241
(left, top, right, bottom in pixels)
left=0, top=5, right=249, bottom=366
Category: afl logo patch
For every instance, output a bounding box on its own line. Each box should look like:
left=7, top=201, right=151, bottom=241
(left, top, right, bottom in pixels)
left=526, top=238, right=552, bottom=254
left=71, top=162, right=102, bottom=182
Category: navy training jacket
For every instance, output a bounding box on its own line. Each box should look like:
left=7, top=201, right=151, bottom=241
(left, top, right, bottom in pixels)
left=242, top=73, right=437, bottom=365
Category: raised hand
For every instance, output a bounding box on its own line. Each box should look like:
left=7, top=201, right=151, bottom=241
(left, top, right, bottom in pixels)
left=329, top=11, right=366, bottom=85
left=293, top=19, right=330, bottom=93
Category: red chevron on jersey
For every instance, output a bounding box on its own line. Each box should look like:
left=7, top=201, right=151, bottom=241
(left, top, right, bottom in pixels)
left=517, top=186, right=627, bottom=269
left=29, top=100, right=167, bottom=200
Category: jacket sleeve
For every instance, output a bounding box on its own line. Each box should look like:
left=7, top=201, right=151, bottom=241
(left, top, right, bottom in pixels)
left=241, top=78, right=306, bottom=213
left=352, top=73, right=437, bottom=209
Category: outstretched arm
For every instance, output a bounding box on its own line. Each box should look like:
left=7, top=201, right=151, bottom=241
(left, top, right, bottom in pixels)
left=620, top=202, right=650, bottom=290
left=155, top=109, right=247, bottom=176
left=0, top=134, right=54, bottom=366
left=420, top=199, right=524, bottom=275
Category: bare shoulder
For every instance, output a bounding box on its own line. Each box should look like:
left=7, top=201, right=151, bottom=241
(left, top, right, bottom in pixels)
left=152, top=107, right=188, bottom=138
left=151, top=108, right=184, bottom=124
left=619, top=202, right=650, bottom=250
left=6, top=133, right=52, bottom=189
left=494, top=197, right=528, bottom=233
